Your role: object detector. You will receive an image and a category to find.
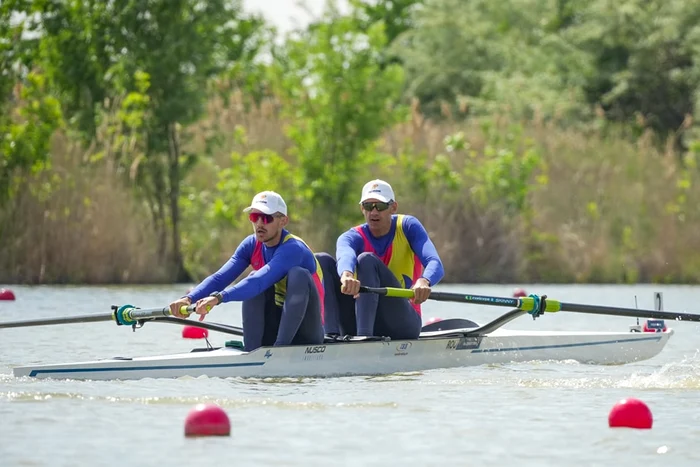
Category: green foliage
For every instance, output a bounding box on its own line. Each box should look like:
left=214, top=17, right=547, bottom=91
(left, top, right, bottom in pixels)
left=565, top=0, right=700, bottom=140
left=271, top=4, right=406, bottom=247
left=395, top=0, right=700, bottom=141
left=211, top=149, right=300, bottom=228
left=179, top=147, right=301, bottom=278
left=442, top=123, right=546, bottom=217
left=666, top=151, right=697, bottom=222
left=6, top=0, right=267, bottom=279
left=0, top=71, right=63, bottom=203
left=373, top=149, right=462, bottom=206
left=4, top=0, right=700, bottom=285
left=393, top=0, right=592, bottom=121
left=349, top=0, right=421, bottom=44
left=8, top=0, right=266, bottom=142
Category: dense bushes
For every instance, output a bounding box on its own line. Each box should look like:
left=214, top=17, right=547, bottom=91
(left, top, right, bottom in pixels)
left=1, top=0, right=699, bottom=284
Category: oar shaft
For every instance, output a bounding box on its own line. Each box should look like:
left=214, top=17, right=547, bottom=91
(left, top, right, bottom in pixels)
left=0, top=305, right=196, bottom=329
left=0, top=313, right=112, bottom=328
left=557, top=302, right=700, bottom=322
left=359, top=286, right=700, bottom=323
left=430, top=291, right=521, bottom=308
left=359, top=286, right=522, bottom=307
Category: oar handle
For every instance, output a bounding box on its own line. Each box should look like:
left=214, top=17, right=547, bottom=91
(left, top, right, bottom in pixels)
left=112, top=304, right=199, bottom=326
left=359, top=286, right=414, bottom=298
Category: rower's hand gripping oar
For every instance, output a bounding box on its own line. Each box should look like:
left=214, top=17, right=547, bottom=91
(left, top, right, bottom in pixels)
left=0, top=304, right=199, bottom=329
left=359, top=286, right=700, bottom=323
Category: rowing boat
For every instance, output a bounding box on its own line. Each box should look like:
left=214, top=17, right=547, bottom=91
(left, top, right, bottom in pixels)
left=12, top=326, right=673, bottom=381
left=2, top=289, right=690, bottom=381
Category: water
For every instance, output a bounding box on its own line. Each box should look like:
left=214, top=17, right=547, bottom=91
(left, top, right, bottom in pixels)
left=1, top=283, right=700, bottom=466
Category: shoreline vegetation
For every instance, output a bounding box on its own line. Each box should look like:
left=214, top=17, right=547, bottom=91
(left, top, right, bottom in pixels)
left=2, top=0, right=700, bottom=286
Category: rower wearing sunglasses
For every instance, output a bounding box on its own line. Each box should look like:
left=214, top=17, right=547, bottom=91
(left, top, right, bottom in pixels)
left=316, top=179, right=444, bottom=339
left=168, top=191, right=325, bottom=351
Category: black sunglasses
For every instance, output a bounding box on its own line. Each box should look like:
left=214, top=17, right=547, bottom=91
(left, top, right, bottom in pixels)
left=361, top=201, right=393, bottom=212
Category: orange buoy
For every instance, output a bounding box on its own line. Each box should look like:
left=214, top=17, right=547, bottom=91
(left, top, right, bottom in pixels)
left=184, top=403, right=231, bottom=437
left=0, top=288, right=16, bottom=301
left=608, top=398, right=653, bottom=429
left=182, top=325, right=208, bottom=339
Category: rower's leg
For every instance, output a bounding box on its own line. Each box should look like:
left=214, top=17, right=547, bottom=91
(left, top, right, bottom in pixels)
left=261, top=287, right=282, bottom=346
left=355, top=252, right=421, bottom=338
left=315, top=252, right=356, bottom=336
left=242, top=285, right=279, bottom=351
left=275, top=266, right=325, bottom=347
left=374, top=295, right=422, bottom=340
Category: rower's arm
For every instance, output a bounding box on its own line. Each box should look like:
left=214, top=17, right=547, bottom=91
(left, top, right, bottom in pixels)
left=403, top=215, right=445, bottom=286
left=186, top=237, right=254, bottom=302
left=335, top=229, right=364, bottom=277
left=220, top=243, right=305, bottom=303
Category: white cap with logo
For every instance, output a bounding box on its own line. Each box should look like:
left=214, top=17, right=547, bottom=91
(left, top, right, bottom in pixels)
left=359, top=179, right=395, bottom=204
left=243, top=191, right=288, bottom=215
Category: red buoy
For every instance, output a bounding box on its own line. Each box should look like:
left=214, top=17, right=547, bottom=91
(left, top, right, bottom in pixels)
left=608, top=398, right=653, bottom=429
left=512, top=288, right=527, bottom=298
left=0, top=288, right=16, bottom=301
left=182, top=326, right=208, bottom=339
left=184, top=403, right=231, bottom=437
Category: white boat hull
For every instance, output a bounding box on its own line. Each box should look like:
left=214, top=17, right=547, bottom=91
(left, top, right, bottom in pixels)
left=12, top=328, right=674, bottom=381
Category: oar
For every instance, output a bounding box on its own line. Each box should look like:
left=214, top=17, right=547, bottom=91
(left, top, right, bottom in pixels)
left=0, top=304, right=197, bottom=329
left=359, top=286, right=700, bottom=322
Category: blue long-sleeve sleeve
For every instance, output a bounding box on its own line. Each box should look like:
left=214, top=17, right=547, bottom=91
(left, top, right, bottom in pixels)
left=336, top=229, right=366, bottom=277
left=402, top=215, right=444, bottom=286
left=185, top=236, right=255, bottom=302
left=335, top=215, right=444, bottom=286
left=220, top=241, right=307, bottom=303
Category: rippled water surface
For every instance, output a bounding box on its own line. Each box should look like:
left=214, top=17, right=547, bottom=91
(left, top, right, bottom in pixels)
left=1, top=283, right=700, bottom=467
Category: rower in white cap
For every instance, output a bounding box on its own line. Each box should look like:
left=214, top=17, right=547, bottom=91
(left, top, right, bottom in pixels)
left=315, top=179, right=445, bottom=339
left=169, top=191, right=325, bottom=351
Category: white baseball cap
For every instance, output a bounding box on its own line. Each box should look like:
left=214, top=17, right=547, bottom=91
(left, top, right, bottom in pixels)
left=243, top=191, right=288, bottom=215
left=359, top=179, right=395, bottom=204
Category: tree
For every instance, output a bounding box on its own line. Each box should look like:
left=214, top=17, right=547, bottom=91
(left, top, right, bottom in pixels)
left=393, top=0, right=591, bottom=120
left=4, top=0, right=266, bottom=281
left=271, top=2, right=406, bottom=248
left=0, top=2, right=64, bottom=205
left=566, top=0, right=700, bottom=147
